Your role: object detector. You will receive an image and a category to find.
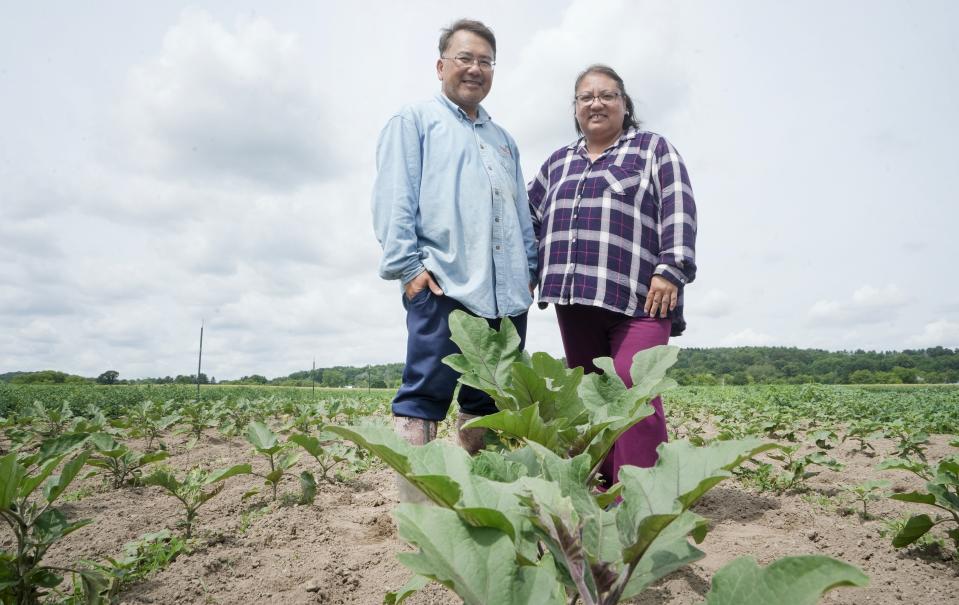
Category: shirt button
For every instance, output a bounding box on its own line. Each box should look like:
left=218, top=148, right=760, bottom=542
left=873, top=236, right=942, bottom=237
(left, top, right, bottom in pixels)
left=495, top=245, right=501, bottom=250
left=480, top=144, right=485, bottom=149
left=494, top=188, right=500, bottom=195
left=494, top=217, right=501, bottom=222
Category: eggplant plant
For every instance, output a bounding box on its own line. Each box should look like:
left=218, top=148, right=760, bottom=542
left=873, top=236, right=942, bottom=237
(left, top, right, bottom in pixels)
left=330, top=313, right=868, bottom=604
left=759, top=445, right=844, bottom=493
left=288, top=430, right=354, bottom=484
left=114, top=401, right=179, bottom=451
left=442, top=311, right=673, bottom=477
left=332, top=428, right=867, bottom=605
left=175, top=400, right=216, bottom=448
left=212, top=397, right=257, bottom=438
left=885, top=456, right=959, bottom=550
left=27, top=401, right=76, bottom=440
left=243, top=422, right=300, bottom=502
left=85, top=433, right=169, bottom=489
left=142, top=464, right=250, bottom=538
left=840, top=480, right=890, bottom=520
left=0, top=434, right=110, bottom=605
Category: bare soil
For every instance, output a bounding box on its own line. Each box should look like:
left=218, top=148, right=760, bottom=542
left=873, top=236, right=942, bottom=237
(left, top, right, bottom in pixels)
left=24, top=429, right=959, bottom=605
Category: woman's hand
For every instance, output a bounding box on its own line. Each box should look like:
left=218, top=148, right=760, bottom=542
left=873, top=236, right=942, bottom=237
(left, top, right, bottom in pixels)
left=644, top=275, right=678, bottom=318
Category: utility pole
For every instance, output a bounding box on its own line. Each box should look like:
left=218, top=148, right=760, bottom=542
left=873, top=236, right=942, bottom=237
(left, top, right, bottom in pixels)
left=196, top=320, right=204, bottom=401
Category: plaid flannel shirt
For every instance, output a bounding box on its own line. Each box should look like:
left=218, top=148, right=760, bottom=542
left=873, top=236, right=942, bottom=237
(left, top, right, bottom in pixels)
left=528, top=127, right=697, bottom=335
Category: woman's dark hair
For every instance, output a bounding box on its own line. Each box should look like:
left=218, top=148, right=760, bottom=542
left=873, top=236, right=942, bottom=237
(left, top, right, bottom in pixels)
left=573, top=64, right=640, bottom=135
left=439, top=19, right=496, bottom=58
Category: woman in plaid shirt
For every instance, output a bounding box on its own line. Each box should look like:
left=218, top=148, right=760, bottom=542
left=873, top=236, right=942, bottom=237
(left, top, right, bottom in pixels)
left=528, top=64, right=697, bottom=485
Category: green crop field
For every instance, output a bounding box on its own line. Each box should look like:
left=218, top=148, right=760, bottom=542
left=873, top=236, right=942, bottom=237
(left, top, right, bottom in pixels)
left=1, top=322, right=957, bottom=604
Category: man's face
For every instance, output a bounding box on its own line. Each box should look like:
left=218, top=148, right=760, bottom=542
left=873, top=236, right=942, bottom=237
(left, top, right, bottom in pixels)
left=436, top=30, right=494, bottom=116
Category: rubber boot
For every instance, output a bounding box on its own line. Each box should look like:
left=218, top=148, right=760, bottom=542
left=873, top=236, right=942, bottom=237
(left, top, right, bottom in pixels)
left=456, top=411, right=487, bottom=455
left=393, top=416, right=437, bottom=503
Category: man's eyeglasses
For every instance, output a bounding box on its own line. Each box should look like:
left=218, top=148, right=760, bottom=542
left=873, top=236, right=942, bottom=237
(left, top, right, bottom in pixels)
left=442, top=53, right=495, bottom=71
left=574, top=92, right=622, bottom=105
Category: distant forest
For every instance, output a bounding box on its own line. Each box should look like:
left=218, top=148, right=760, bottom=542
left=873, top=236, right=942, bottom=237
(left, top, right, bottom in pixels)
left=3, top=346, right=958, bottom=387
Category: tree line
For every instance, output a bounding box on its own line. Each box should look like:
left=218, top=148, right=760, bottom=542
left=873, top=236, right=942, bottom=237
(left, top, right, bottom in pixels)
left=3, top=347, right=957, bottom=387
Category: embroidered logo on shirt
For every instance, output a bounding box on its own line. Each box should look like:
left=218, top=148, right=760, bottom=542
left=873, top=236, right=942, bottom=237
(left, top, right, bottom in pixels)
left=498, top=144, right=513, bottom=159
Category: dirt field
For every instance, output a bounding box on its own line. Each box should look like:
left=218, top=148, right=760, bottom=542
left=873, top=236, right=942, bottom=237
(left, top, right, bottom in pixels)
left=28, top=429, right=959, bottom=605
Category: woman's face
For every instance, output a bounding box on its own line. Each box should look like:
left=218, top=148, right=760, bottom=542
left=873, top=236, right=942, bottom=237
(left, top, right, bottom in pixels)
left=574, top=72, right=626, bottom=143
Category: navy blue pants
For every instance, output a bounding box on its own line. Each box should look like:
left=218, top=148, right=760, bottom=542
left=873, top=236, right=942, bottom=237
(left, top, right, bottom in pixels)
left=392, top=289, right=528, bottom=421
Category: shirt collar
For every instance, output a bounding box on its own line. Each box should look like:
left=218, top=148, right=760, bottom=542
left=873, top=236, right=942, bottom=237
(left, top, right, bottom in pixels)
left=435, top=92, right=491, bottom=125
left=568, top=125, right=639, bottom=152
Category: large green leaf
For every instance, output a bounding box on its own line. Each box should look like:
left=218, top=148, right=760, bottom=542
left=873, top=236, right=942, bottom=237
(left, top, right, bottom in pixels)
left=504, top=363, right=552, bottom=411
left=207, top=463, right=252, bottom=484
left=0, top=453, right=25, bottom=509
left=43, top=450, right=91, bottom=503
left=472, top=450, right=528, bottom=482
left=32, top=508, right=93, bottom=545
left=143, top=469, right=181, bottom=494
left=464, top=404, right=566, bottom=452
left=246, top=421, right=280, bottom=453
left=394, top=503, right=565, bottom=605
left=326, top=425, right=413, bottom=475
left=288, top=433, right=323, bottom=457
left=24, top=432, right=89, bottom=467
left=702, top=556, right=868, bottom=604
left=628, top=345, right=681, bottom=397
left=617, top=439, right=777, bottom=564
left=580, top=407, right=655, bottom=470
left=621, top=510, right=707, bottom=598
left=88, top=432, right=122, bottom=453
left=620, top=439, right=777, bottom=518
left=443, top=311, right=525, bottom=397
left=892, top=514, right=935, bottom=547
left=529, top=353, right=587, bottom=424
left=139, top=451, right=170, bottom=466
left=890, top=491, right=936, bottom=505
left=18, top=454, right=64, bottom=500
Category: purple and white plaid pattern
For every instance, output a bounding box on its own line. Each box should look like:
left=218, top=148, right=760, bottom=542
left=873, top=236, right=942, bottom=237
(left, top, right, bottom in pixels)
left=528, top=128, right=697, bottom=334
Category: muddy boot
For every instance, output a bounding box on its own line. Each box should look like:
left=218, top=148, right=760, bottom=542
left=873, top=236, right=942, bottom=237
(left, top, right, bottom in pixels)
left=393, top=416, right=437, bottom=503
left=456, top=412, right=487, bottom=455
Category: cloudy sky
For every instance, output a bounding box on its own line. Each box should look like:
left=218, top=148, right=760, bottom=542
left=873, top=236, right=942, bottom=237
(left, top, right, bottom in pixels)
left=2, top=1, right=957, bottom=380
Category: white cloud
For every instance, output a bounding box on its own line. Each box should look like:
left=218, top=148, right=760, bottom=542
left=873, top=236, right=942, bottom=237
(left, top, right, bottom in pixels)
left=122, top=9, right=335, bottom=189
left=910, top=320, right=959, bottom=348
left=808, top=299, right=844, bottom=321
left=721, top=328, right=773, bottom=346
left=851, top=284, right=905, bottom=307
left=807, top=284, right=906, bottom=325
left=696, top=289, right=734, bottom=318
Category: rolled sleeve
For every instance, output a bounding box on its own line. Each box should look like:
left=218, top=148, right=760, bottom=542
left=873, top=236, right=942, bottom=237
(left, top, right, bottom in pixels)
left=654, top=138, right=698, bottom=285
left=371, top=114, right=424, bottom=283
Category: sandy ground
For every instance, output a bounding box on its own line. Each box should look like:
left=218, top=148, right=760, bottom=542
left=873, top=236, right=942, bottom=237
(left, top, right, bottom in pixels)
left=20, top=429, right=959, bottom=605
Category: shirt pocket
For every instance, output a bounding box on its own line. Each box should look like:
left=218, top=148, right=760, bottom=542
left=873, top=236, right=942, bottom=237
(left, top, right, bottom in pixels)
left=493, top=146, right=518, bottom=198
left=602, top=164, right=645, bottom=198
left=494, top=146, right=516, bottom=176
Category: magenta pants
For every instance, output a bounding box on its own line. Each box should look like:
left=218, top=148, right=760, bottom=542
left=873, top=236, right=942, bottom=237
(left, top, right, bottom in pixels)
left=555, top=304, right=671, bottom=486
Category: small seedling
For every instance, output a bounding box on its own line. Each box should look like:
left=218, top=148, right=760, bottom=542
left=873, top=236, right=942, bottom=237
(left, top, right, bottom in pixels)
left=841, top=480, right=890, bottom=520
left=143, top=464, right=250, bottom=538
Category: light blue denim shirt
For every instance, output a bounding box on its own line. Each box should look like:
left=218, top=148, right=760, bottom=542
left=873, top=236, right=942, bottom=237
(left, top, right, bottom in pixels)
left=372, top=93, right=537, bottom=319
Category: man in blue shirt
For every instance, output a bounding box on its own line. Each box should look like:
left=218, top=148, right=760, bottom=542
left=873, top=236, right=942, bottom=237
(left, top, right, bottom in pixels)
left=372, top=19, right=537, bottom=472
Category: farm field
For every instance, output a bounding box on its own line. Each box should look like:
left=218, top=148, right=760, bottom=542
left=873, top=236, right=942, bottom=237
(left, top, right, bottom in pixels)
left=2, top=371, right=959, bottom=603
